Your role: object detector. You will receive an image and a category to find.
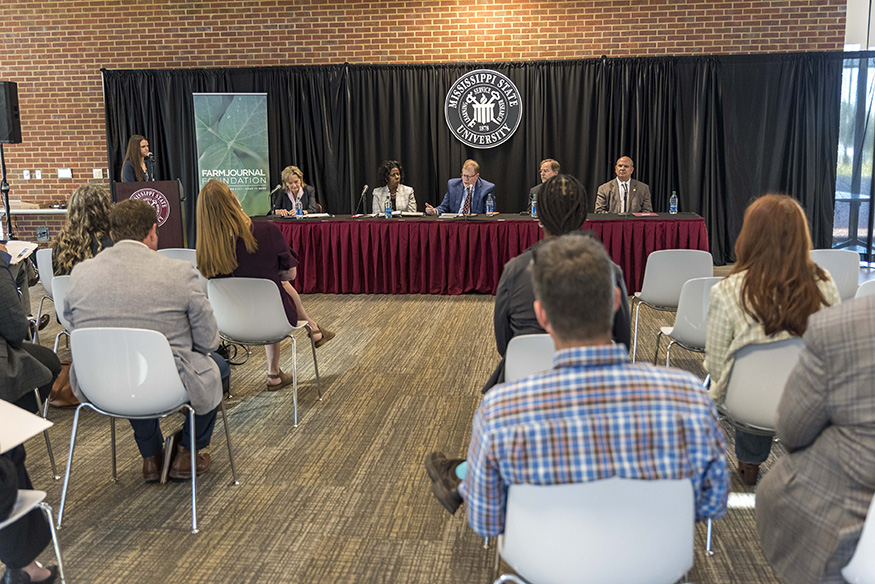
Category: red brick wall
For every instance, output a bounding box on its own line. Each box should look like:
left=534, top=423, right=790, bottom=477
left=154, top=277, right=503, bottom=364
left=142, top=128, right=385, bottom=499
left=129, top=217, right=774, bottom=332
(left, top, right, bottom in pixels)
left=0, top=0, right=846, bottom=241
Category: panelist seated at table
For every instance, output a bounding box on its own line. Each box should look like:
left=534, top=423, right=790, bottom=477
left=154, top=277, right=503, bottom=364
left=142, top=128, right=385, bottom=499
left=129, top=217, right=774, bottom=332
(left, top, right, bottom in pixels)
left=425, top=159, right=495, bottom=215
left=528, top=158, right=560, bottom=199
left=371, top=160, right=416, bottom=214
left=271, top=165, right=319, bottom=216
left=595, top=156, right=652, bottom=214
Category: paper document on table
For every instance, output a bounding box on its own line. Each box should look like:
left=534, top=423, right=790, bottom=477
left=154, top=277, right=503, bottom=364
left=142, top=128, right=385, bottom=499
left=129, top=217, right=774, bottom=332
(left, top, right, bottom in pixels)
left=303, top=213, right=331, bottom=218
left=0, top=400, right=53, bottom=454
left=3, top=240, right=37, bottom=264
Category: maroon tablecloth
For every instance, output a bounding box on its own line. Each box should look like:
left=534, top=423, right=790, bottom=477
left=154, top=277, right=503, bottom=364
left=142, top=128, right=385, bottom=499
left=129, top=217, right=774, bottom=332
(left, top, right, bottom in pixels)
left=269, top=213, right=708, bottom=295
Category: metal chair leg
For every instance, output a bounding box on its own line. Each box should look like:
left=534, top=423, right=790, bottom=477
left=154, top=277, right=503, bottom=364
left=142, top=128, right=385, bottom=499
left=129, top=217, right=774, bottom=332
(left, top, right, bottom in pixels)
left=666, top=340, right=675, bottom=367
left=706, top=517, right=714, bottom=556
left=188, top=406, right=198, bottom=534
left=653, top=330, right=663, bottom=364
left=110, top=417, right=118, bottom=482
left=219, top=400, right=239, bottom=486
left=307, top=328, right=322, bottom=400
left=632, top=298, right=642, bottom=362
left=58, top=405, right=84, bottom=528
left=38, top=502, right=67, bottom=584
left=33, top=389, right=60, bottom=480
left=291, top=336, right=298, bottom=428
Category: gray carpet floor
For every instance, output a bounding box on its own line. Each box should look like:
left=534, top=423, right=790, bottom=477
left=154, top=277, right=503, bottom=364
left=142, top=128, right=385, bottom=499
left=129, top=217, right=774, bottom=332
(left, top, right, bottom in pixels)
left=12, top=283, right=787, bottom=583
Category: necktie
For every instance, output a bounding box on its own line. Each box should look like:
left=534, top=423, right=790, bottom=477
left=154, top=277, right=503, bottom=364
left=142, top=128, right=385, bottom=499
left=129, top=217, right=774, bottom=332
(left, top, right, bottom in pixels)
left=462, top=185, right=472, bottom=215
left=621, top=183, right=628, bottom=213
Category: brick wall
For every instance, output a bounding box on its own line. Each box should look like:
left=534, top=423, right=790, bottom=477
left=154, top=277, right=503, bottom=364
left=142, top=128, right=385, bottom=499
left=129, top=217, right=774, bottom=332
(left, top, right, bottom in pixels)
left=0, top=0, right=846, bottom=242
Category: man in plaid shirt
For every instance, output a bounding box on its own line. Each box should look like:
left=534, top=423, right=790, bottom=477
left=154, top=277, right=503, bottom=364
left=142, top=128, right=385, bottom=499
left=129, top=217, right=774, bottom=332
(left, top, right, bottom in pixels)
left=429, top=231, right=729, bottom=537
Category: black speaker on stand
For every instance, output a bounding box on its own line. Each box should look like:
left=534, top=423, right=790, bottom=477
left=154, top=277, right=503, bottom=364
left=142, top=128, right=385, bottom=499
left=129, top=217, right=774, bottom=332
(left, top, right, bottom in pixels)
left=0, top=80, right=22, bottom=239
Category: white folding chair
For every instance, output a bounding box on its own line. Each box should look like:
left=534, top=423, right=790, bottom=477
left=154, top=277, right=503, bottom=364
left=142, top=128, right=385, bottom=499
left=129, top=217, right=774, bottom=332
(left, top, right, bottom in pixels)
left=0, top=490, right=66, bottom=584
left=157, top=248, right=208, bottom=295
left=810, top=249, right=860, bottom=301
left=505, top=334, right=554, bottom=383
left=718, top=337, right=805, bottom=435
left=208, top=278, right=321, bottom=428
left=33, top=248, right=55, bottom=343
left=843, top=492, right=875, bottom=584
left=654, top=277, right=722, bottom=367
left=855, top=279, right=875, bottom=299
left=58, top=327, right=239, bottom=534
left=50, top=275, right=72, bottom=354
left=631, top=249, right=713, bottom=362
left=494, top=478, right=694, bottom=584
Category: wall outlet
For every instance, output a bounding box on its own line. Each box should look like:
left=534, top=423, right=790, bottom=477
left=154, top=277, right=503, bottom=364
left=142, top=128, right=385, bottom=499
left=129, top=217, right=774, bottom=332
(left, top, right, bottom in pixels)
left=57, top=168, right=72, bottom=179
left=35, top=227, right=50, bottom=242
left=34, top=170, right=42, bottom=180
left=92, top=168, right=103, bottom=179
left=22, top=170, right=30, bottom=180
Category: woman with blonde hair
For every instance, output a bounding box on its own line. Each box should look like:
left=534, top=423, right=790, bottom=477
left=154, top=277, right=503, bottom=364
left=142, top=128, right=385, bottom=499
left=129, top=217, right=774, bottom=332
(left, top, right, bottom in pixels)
left=705, top=193, right=840, bottom=485
left=52, top=184, right=113, bottom=275
left=271, top=165, right=318, bottom=216
left=197, top=179, right=333, bottom=390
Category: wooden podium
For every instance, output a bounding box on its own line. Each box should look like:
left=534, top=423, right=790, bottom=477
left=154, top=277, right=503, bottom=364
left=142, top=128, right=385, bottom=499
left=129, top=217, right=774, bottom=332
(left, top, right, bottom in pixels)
left=113, top=180, right=185, bottom=249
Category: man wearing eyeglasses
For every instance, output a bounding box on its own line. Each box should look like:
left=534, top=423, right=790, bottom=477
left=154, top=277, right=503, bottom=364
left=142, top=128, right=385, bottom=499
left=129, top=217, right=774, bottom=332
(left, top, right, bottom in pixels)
left=528, top=158, right=560, bottom=200
left=425, top=159, right=496, bottom=215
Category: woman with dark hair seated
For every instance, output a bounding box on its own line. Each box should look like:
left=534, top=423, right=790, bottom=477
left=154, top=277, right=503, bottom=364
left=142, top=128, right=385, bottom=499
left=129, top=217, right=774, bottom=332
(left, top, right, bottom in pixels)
left=705, top=194, right=840, bottom=485
left=120, top=135, right=154, bottom=182
left=51, top=184, right=113, bottom=276
left=371, top=160, right=416, bottom=214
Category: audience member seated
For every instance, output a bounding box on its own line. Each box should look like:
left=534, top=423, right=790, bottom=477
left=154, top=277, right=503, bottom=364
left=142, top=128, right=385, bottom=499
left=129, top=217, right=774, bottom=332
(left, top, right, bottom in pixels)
left=64, top=199, right=230, bottom=482
left=426, top=235, right=729, bottom=530
left=528, top=158, right=559, bottom=201
left=51, top=184, right=113, bottom=276
left=371, top=160, right=416, bottom=214
left=271, top=165, right=318, bottom=216
left=425, top=159, right=495, bottom=215
left=756, top=295, right=875, bottom=584
left=705, top=194, right=839, bottom=485
left=120, top=134, right=154, bottom=182
left=484, top=174, right=630, bottom=392
left=196, top=179, right=334, bottom=391
left=0, top=448, right=58, bottom=584
left=595, top=156, right=652, bottom=213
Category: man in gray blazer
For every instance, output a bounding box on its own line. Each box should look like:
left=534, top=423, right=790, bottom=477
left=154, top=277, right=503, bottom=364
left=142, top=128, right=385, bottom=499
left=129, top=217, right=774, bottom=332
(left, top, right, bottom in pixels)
left=64, top=199, right=229, bottom=483
left=594, top=156, right=653, bottom=214
left=756, top=295, right=875, bottom=584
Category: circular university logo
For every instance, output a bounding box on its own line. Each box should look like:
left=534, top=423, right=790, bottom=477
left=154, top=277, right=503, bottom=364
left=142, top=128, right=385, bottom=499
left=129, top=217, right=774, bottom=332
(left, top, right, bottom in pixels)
left=130, top=188, right=171, bottom=227
left=445, top=69, right=522, bottom=149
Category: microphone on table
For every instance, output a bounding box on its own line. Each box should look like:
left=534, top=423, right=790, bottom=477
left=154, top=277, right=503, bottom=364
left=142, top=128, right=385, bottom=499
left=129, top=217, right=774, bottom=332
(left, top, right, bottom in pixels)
left=268, top=184, right=282, bottom=214
left=353, top=184, right=369, bottom=216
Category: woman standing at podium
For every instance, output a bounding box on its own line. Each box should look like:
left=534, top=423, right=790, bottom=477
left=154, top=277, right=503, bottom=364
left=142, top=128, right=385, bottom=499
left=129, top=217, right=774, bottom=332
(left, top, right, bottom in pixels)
left=121, top=134, right=154, bottom=182
left=197, top=179, right=334, bottom=391
left=371, top=160, right=416, bottom=214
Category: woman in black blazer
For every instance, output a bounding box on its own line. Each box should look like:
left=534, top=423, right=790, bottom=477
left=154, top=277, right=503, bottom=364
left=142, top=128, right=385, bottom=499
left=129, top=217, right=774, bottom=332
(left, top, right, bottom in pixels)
left=271, top=165, right=318, bottom=216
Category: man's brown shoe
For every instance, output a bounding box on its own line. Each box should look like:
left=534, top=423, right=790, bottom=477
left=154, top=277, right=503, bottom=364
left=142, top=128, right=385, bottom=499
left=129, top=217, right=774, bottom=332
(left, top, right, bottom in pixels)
left=168, top=444, right=211, bottom=480
left=424, top=452, right=464, bottom=515
left=142, top=453, right=162, bottom=483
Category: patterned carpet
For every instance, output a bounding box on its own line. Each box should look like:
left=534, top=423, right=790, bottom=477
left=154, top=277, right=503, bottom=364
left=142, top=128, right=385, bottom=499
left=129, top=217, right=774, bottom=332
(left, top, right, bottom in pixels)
left=12, top=283, right=787, bottom=583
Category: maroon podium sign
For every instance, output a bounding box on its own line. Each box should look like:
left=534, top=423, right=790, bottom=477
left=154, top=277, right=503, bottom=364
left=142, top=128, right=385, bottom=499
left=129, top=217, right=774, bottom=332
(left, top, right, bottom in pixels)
left=113, top=180, right=185, bottom=249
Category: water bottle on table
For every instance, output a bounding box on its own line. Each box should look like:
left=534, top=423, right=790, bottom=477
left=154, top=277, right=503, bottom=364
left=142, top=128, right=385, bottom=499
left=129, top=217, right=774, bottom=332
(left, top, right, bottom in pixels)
left=669, top=190, right=678, bottom=214
left=485, top=193, right=495, bottom=216
left=531, top=193, right=538, bottom=218
left=385, top=193, right=392, bottom=218
left=295, top=199, right=303, bottom=218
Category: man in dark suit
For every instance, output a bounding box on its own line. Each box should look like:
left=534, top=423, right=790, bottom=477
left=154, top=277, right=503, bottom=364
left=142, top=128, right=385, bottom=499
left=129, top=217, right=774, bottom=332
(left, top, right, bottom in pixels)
left=426, top=159, right=495, bottom=215
left=528, top=158, right=560, bottom=200
left=595, top=156, right=653, bottom=213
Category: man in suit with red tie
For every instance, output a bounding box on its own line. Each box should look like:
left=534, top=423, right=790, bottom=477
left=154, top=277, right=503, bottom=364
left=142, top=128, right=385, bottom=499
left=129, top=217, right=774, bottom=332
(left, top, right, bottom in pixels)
left=595, top=156, right=653, bottom=214
left=426, top=159, right=496, bottom=215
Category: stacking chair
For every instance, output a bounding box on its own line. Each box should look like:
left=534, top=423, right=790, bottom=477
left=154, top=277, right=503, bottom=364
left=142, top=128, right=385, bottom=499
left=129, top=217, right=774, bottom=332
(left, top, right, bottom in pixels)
left=855, top=279, right=875, bottom=299
left=505, top=334, right=554, bottom=382
left=631, top=249, right=713, bottom=362
left=653, top=277, right=722, bottom=367
left=32, top=248, right=55, bottom=343
left=208, top=278, right=321, bottom=428
left=0, top=490, right=67, bottom=584
left=158, top=248, right=208, bottom=295
left=58, top=327, right=239, bottom=534
left=810, top=249, right=860, bottom=301
left=842, top=492, right=875, bottom=584
left=718, top=337, right=805, bottom=435
left=494, top=478, right=694, bottom=584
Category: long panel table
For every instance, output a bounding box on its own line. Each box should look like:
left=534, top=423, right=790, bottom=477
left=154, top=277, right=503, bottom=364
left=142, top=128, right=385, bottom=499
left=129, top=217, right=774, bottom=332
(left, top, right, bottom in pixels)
left=265, top=212, right=708, bottom=295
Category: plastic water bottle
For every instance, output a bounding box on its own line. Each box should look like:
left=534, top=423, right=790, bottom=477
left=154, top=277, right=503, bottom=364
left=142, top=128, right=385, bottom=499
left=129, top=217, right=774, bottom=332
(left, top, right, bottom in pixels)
left=669, top=191, right=678, bottom=214
left=295, top=198, right=303, bottom=219
left=384, top=193, right=392, bottom=218
left=485, top=193, right=494, bottom=216
left=531, top=193, right=538, bottom=218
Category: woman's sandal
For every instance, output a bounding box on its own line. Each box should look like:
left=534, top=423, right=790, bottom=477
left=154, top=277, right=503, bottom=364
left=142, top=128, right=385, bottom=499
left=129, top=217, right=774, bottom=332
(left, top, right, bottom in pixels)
left=266, top=371, right=294, bottom=391
left=309, top=326, right=335, bottom=348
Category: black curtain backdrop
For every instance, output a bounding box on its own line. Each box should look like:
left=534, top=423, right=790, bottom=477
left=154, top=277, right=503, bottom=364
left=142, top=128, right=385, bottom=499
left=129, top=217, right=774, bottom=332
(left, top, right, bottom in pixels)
left=102, top=53, right=841, bottom=263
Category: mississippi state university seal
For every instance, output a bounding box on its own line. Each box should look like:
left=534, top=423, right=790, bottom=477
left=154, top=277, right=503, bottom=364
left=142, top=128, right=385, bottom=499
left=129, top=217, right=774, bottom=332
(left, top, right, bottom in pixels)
left=445, top=69, right=522, bottom=149
left=130, top=188, right=171, bottom=227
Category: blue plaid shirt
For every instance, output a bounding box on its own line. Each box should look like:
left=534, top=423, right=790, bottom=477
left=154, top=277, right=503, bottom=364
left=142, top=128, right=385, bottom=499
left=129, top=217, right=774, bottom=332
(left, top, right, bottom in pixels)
left=460, top=344, right=729, bottom=537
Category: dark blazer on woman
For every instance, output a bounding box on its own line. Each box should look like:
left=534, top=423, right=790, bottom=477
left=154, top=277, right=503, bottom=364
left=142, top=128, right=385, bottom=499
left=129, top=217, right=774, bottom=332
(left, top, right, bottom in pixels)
left=271, top=184, right=318, bottom=214
left=122, top=159, right=155, bottom=182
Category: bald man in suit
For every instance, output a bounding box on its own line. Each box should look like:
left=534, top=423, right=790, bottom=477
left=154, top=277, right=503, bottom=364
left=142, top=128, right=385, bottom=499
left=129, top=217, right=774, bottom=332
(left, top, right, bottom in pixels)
left=595, top=156, right=652, bottom=214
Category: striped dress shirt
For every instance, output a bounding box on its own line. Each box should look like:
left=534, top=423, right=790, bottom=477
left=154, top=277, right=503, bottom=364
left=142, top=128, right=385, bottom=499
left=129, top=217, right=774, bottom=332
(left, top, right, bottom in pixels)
left=460, top=344, right=729, bottom=537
